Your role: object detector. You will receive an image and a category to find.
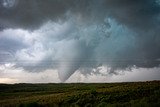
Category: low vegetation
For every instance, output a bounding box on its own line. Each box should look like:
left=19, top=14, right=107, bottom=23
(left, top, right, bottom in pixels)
left=0, top=81, right=159, bottom=107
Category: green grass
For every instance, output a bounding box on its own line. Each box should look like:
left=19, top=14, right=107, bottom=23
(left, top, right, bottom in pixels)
left=0, top=81, right=159, bottom=107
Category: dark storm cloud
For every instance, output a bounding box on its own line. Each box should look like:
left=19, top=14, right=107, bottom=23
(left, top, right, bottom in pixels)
left=0, top=0, right=95, bottom=29
left=0, top=0, right=159, bottom=30
left=105, top=0, right=160, bottom=30
left=0, top=0, right=160, bottom=81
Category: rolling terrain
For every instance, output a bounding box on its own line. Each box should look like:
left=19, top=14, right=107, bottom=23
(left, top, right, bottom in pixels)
left=0, top=81, right=160, bottom=107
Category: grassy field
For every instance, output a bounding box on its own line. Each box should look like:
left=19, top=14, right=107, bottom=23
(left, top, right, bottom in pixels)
left=0, top=81, right=159, bottom=107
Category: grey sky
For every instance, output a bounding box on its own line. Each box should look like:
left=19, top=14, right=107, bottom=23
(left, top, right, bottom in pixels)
left=0, top=0, right=160, bottom=83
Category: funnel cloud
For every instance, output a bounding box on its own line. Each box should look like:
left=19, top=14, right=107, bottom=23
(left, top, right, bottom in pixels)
left=0, top=0, right=160, bottom=82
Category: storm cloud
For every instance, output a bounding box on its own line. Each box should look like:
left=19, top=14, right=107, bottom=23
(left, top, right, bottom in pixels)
left=0, top=0, right=160, bottom=81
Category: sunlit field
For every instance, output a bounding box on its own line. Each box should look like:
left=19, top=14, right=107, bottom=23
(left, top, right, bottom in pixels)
left=0, top=81, right=159, bottom=107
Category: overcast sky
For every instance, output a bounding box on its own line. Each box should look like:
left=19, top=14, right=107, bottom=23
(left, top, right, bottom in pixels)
left=0, top=0, right=160, bottom=83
